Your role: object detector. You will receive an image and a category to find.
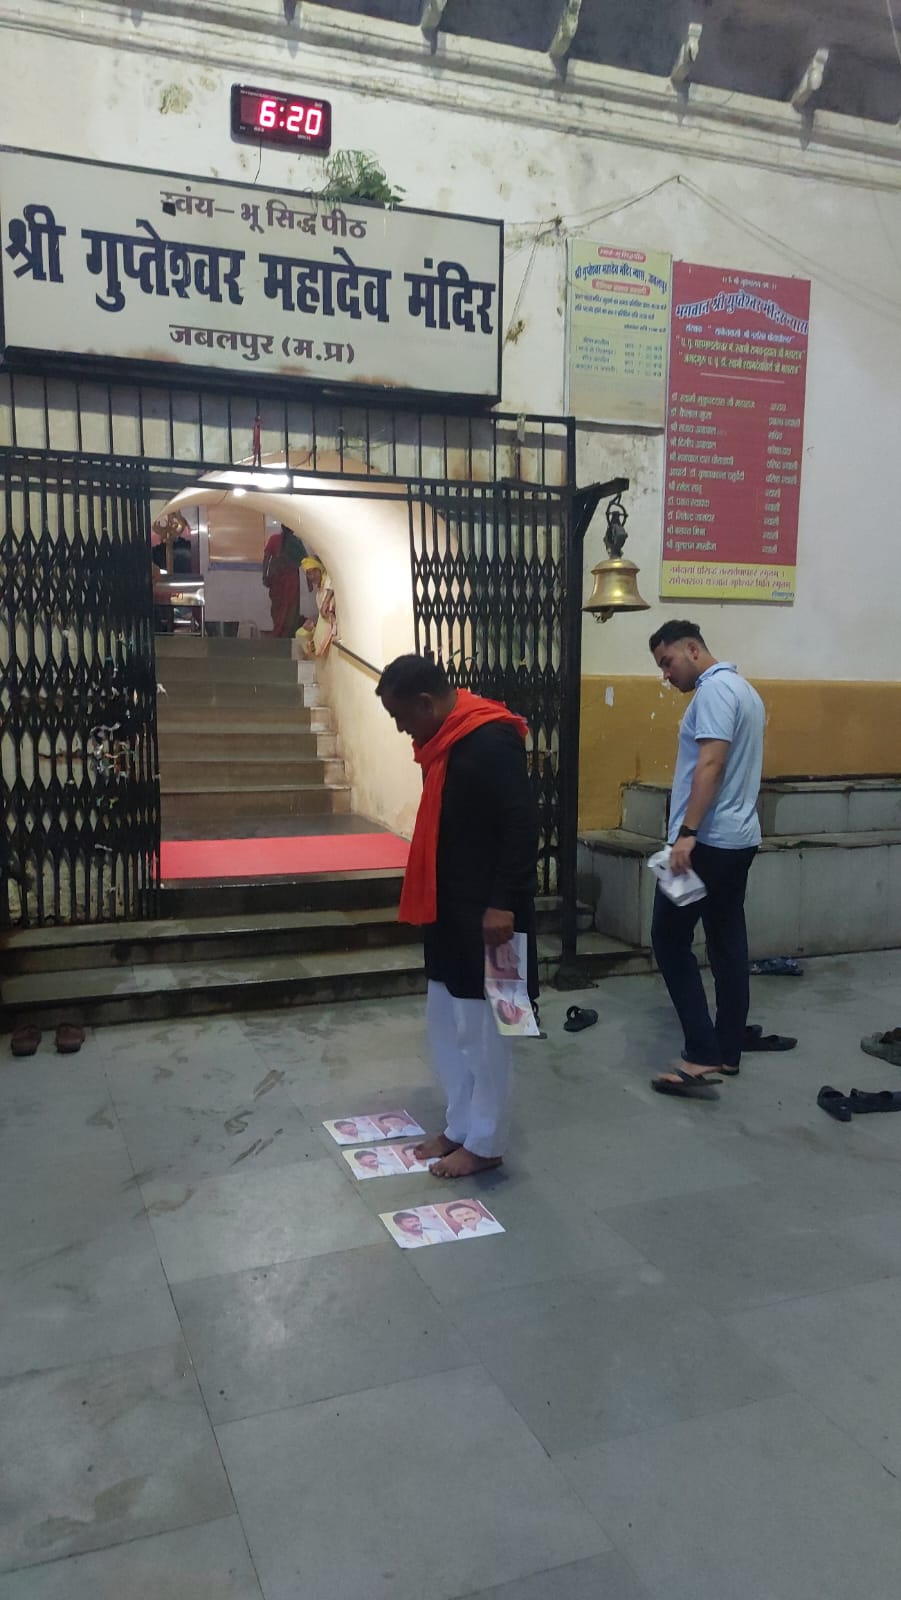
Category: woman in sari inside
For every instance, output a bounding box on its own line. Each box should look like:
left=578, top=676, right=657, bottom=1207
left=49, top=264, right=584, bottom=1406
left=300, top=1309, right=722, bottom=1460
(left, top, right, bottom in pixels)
left=298, top=556, right=337, bottom=658
left=261, top=523, right=307, bottom=637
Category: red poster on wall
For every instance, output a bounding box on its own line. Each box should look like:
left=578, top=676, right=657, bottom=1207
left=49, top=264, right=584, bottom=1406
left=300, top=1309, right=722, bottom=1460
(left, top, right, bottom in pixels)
left=661, top=262, right=810, bottom=603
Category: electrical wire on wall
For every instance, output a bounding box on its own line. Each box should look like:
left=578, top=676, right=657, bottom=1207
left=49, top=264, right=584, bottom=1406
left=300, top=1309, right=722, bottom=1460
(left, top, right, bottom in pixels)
left=502, top=168, right=901, bottom=348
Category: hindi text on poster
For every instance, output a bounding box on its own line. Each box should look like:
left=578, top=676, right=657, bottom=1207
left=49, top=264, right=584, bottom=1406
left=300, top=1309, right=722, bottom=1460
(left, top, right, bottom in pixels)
left=566, top=241, right=671, bottom=426
left=661, top=262, right=810, bottom=603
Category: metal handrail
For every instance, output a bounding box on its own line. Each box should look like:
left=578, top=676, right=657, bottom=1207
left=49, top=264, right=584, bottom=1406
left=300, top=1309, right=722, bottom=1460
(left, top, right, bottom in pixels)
left=332, top=639, right=382, bottom=677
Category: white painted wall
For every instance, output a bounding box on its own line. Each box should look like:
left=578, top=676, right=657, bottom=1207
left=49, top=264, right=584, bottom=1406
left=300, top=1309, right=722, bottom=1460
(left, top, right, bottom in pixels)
left=3, top=0, right=901, bottom=691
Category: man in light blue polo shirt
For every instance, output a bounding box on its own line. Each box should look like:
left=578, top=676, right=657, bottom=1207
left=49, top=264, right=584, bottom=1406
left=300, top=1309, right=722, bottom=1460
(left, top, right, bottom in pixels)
left=647, top=620, right=765, bottom=1095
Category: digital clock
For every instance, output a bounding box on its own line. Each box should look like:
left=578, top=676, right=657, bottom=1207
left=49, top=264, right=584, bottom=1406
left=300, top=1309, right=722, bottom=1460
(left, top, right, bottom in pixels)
left=230, top=84, right=332, bottom=153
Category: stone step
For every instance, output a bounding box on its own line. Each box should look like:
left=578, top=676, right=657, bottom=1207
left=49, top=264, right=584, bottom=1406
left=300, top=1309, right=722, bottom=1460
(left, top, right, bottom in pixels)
left=158, top=699, right=334, bottom=731
left=759, top=779, right=901, bottom=837
left=2, top=906, right=411, bottom=975
left=621, top=784, right=670, bottom=840
left=158, top=869, right=405, bottom=917
left=160, top=755, right=346, bottom=787
left=156, top=655, right=305, bottom=686
left=1, top=895, right=594, bottom=976
left=158, top=725, right=335, bottom=760
left=0, top=932, right=645, bottom=1031
left=580, top=826, right=901, bottom=957
left=621, top=778, right=901, bottom=841
left=157, top=680, right=323, bottom=712
left=161, top=783, right=353, bottom=823
left=155, top=635, right=293, bottom=658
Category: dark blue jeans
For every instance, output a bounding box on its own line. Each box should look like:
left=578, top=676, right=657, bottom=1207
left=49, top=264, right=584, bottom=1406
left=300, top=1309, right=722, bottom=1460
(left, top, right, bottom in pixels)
left=651, top=842, right=758, bottom=1069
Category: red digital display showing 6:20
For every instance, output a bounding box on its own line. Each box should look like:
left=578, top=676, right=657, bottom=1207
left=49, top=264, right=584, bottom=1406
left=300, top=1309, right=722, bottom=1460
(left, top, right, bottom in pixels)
left=231, top=85, right=332, bottom=152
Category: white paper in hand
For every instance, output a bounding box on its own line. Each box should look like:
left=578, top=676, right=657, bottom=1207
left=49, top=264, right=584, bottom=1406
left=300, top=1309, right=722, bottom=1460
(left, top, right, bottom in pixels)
left=648, top=846, right=707, bottom=906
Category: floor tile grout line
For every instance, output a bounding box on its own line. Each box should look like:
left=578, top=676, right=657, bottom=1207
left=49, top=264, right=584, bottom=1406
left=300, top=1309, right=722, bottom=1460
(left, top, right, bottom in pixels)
left=0, top=1511, right=257, bottom=1583
left=205, top=1350, right=475, bottom=1434
left=720, top=1264, right=901, bottom=1321
left=211, top=1360, right=488, bottom=1438
left=94, top=1043, right=273, bottom=1593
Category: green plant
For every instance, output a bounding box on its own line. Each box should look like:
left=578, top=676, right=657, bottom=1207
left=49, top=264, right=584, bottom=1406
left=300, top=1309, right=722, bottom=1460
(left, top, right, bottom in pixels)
left=317, top=149, right=405, bottom=209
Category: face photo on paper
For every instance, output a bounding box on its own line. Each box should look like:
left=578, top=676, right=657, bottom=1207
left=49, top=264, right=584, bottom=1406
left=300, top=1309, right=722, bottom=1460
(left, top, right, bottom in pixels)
left=484, top=934, right=524, bottom=982
left=369, top=1111, right=427, bottom=1141
left=484, top=982, right=539, bottom=1037
left=343, top=1145, right=406, bottom=1180
left=381, top=1205, right=457, bottom=1249
left=436, top=1198, right=505, bottom=1239
left=323, top=1110, right=425, bottom=1146
left=396, top=1142, right=433, bottom=1172
left=324, top=1116, right=382, bottom=1146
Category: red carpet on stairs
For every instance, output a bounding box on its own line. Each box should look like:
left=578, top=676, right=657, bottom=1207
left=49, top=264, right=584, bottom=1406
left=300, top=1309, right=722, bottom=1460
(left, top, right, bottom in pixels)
left=160, top=833, right=410, bottom=881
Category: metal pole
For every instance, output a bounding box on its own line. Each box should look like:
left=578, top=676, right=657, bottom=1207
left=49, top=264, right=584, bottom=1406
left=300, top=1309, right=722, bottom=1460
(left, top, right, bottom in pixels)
left=559, top=498, right=581, bottom=976
left=557, top=468, right=629, bottom=987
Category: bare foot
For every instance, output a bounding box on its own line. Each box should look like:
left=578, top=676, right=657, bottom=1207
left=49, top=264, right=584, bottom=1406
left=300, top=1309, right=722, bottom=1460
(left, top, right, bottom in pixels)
left=413, top=1133, right=461, bottom=1161
left=430, top=1147, right=503, bottom=1180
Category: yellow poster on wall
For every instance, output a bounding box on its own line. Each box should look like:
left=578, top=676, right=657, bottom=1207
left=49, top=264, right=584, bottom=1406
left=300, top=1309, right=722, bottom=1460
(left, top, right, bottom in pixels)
left=565, top=241, right=671, bottom=427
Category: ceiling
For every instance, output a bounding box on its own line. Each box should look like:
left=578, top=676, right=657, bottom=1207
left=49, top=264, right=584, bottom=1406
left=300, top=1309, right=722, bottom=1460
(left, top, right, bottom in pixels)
left=321, top=0, right=901, bottom=125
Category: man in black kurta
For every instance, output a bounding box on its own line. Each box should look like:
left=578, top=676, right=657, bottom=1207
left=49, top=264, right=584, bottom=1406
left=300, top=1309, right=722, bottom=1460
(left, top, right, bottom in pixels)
left=377, top=655, right=539, bottom=1180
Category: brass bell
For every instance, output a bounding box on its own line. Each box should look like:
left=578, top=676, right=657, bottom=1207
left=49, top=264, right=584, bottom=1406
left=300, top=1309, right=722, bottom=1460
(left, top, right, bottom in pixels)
left=582, top=495, right=650, bottom=623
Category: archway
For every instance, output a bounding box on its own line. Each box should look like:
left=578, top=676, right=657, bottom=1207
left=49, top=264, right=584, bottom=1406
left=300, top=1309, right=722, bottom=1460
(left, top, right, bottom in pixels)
left=152, top=452, right=437, bottom=873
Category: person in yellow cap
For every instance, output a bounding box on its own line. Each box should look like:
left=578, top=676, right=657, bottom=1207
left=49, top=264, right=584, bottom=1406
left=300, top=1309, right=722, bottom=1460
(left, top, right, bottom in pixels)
left=297, top=557, right=337, bottom=658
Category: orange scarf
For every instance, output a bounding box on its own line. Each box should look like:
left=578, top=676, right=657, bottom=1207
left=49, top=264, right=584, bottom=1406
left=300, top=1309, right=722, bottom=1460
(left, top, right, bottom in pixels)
left=399, top=688, right=529, bottom=926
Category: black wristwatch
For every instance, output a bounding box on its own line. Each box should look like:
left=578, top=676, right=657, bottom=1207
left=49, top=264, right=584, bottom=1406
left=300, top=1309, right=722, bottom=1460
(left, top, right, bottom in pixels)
left=677, top=825, right=698, bottom=839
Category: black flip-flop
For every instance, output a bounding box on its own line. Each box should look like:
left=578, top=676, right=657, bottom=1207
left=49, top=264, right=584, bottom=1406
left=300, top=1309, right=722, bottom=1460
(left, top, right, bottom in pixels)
left=564, top=1006, right=598, bottom=1033
left=684, top=1051, right=737, bottom=1076
left=849, top=1088, right=901, bottom=1114
left=743, top=1025, right=797, bottom=1052
left=817, top=1086, right=852, bottom=1123
left=652, top=1067, right=722, bottom=1098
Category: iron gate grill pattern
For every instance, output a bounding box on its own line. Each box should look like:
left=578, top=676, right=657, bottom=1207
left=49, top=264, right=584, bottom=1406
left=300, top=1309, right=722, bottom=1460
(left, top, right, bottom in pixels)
left=409, top=483, right=566, bottom=895
left=1, top=454, right=159, bottom=927
left=0, top=371, right=571, bottom=491
left=1, top=370, right=579, bottom=927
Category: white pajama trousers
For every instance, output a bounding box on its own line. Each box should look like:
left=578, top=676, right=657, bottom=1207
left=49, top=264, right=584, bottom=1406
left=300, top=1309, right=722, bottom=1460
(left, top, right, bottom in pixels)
left=426, top=980, right=513, bottom=1158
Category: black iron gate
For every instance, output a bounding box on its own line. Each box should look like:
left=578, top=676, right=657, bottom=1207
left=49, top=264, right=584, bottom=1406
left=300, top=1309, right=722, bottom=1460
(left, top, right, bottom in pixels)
left=0, top=452, right=160, bottom=927
left=408, top=481, right=568, bottom=897
left=408, top=479, right=611, bottom=963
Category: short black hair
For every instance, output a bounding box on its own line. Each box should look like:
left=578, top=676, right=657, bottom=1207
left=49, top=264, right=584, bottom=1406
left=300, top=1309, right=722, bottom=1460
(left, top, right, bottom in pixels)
left=393, top=1211, right=418, bottom=1224
left=445, top=1200, right=481, bottom=1216
left=648, top=620, right=706, bottom=652
left=376, top=654, right=450, bottom=701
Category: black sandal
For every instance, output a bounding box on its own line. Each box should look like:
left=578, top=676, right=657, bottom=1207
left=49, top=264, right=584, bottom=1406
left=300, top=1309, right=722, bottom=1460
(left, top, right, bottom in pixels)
left=564, top=1006, right=598, bottom=1033
left=652, top=1067, right=722, bottom=1098
left=817, top=1086, right=852, bottom=1123
left=849, top=1088, right=901, bottom=1114
left=743, top=1025, right=797, bottom=1052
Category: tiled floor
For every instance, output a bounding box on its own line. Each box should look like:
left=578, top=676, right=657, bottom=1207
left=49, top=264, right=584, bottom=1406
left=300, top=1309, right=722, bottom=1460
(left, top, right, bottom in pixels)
left=3, top=952, right=901, bottom=1597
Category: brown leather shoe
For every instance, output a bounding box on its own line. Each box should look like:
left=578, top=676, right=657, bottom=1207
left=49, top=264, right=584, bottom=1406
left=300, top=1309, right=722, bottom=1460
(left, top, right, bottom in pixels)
left=55, top=1024, right=85, bottom=1055
left=10, top=1025, right=41, bottom=1057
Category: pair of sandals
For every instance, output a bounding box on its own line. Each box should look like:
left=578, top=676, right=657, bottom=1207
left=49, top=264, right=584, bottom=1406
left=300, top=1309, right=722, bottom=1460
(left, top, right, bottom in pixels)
left=10, top=1023, right=85, bottom=1057
left=818, top=1085, right=901, bottom=1123
left=652, top=1022, right=798, bottom=1097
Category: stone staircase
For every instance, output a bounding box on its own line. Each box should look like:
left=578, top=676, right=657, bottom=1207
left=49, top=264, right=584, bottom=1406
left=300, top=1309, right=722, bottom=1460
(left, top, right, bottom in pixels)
left=579, top=778, right=901, bottom=959
left=0, top=628, right=644, bottom=1026
left=0, top=882, right=640, bottom=1030
left=156, top=635, right=350, bottom=831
